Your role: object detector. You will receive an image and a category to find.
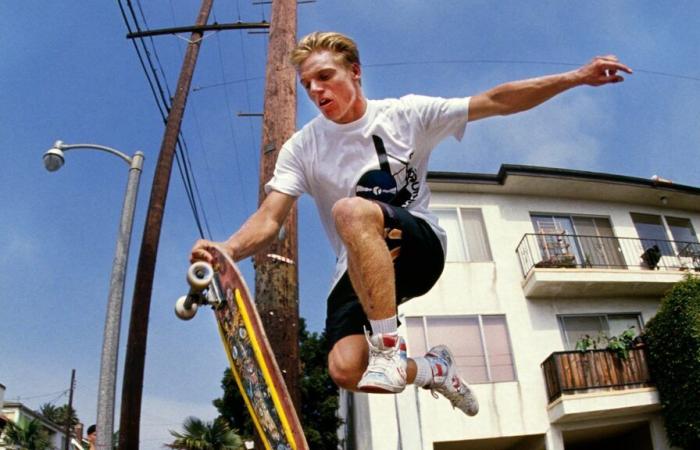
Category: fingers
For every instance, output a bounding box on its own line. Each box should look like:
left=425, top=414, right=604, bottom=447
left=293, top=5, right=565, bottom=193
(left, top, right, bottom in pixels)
left=582, top=55, right=633, bottom=86
left=595, top=54, right=633, bottom=74
left=190, top=239, right=217, bottom=264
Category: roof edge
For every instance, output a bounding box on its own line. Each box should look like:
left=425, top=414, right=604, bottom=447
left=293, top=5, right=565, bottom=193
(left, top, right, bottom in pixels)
left=428, top=164, right=700, bottom=195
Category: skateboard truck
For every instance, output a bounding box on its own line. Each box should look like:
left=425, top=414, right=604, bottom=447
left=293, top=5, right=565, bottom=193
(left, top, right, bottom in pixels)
left=174, top=261, right=221, bottom=320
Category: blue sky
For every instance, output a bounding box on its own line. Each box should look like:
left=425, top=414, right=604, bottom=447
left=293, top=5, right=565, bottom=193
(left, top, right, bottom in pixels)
left=1, top=0, right=699, bottom=448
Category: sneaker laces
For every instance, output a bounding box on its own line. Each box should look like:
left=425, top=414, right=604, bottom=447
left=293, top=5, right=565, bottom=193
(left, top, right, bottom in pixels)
left=364, top=332, right=401, bottom=366
left=430, top=378, right=463, bottom=406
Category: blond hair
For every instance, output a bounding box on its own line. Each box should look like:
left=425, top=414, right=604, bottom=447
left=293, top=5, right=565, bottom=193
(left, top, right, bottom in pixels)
left=290, top=32, right=361, bottom=69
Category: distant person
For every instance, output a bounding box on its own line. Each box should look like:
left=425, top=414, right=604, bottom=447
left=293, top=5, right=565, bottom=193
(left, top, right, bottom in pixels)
left=85, top=424, right=96, bottom=450
left=191, top=31, right=631, bottom=416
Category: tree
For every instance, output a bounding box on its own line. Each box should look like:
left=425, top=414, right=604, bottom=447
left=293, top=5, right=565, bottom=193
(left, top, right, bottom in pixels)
left=1, top=418, right=51, bottom=450
left=644, top=275, right=700, bottom=449
left=214, top=318, right=342, bottom=449
left=38, top=403, right=78, bottom=428
left=166, top=417, right=243, bottom=450
left=38, top=403, right=60, bottom=424
left=298, top=320, right=342, bottom=449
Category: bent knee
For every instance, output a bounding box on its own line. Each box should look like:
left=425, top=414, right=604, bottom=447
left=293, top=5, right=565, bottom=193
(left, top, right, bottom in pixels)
left=331, top=197, right=383, bottom=234
left=328, top=341, right=367, bottom=390
left=329, top=366, right=362, bottom=391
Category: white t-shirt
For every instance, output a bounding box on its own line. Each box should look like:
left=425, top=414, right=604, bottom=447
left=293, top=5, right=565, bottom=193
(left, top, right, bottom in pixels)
left=265, top=94, right=471, bottom=288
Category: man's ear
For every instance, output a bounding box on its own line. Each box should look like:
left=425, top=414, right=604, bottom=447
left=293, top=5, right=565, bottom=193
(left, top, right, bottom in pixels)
left=351, top=62, right=362, bottom=81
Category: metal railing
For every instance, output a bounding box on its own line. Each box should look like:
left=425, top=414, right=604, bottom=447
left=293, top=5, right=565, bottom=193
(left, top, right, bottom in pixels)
left=541, top=348, right=653, bottom=403
left=516, top=233, right=700, bottom=277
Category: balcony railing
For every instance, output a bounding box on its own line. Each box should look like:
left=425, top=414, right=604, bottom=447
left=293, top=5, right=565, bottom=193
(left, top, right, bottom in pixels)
left=541, top=348, right=653, bottom=403
left=516, top=233, right=700, bottom=277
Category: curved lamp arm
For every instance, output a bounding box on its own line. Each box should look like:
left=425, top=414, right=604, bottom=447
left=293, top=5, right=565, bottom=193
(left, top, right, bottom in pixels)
left=43, top=140, right=144, bottom=172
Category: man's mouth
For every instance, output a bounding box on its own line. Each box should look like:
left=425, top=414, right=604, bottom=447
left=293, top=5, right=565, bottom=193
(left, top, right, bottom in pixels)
left=319, top=98, right=331, bottom=107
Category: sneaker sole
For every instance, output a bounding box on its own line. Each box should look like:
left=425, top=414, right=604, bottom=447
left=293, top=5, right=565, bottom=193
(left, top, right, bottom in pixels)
left=357, top=383, right=405, bottom=394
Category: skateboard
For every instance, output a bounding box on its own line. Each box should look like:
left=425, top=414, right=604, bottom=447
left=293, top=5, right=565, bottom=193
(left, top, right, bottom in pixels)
left=175, top=246, right=308, bottom=450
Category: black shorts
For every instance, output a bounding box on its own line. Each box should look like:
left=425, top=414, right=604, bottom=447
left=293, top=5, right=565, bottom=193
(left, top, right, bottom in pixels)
left=325, top=202, right=445, bottom=351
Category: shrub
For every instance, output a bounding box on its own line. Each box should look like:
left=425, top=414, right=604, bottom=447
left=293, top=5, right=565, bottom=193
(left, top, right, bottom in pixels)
left=644, top=275, right=700, bottom=449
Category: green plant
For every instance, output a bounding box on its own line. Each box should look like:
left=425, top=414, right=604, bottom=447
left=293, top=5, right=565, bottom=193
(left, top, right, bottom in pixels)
left=603, top=327, right=637, bottom=360
left=166, top=417, right=243, bottom=450
left=575, top=334, right=602, bottom=352
left=574, top=327, right=638, bottom=360
left=1, top=418, right=51, bottom=450
left=644, top=274, right=700, bottom=449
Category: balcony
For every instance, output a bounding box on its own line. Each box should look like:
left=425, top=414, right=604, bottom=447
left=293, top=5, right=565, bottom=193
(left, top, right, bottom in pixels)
left=516, top=234, right=700, bottom=298
left=541, top=348, right=659, bottom=423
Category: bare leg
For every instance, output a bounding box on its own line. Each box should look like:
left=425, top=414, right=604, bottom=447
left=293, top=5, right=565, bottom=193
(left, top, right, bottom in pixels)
left=331, top=197, right=395, bottom=320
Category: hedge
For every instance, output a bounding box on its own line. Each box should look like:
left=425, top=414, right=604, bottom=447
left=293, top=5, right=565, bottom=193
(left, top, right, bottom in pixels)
left=644, top=275, right=700, bottom=449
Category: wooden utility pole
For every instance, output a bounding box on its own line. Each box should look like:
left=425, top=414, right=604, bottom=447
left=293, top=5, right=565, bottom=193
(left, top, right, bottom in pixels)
left=64, top=369, right=75, bottom=450
left=254, top=0, right=300, bottom=410
left=118, top=1, right=213, bottom=448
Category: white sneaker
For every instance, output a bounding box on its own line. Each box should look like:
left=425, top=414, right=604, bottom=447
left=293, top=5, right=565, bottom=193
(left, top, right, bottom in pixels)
left=425, top=345, right=479, bottom=416
left=357, top=331, right=407, bottom=393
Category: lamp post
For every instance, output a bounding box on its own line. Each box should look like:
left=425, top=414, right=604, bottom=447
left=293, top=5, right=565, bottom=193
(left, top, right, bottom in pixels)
left=44, top=140, right=144, bottom=450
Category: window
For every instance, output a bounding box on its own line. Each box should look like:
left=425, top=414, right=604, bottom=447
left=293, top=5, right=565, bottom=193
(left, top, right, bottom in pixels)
left=631, top=213, right=674, bottom=256
left=405, top=315, right=516, bottom=383
left=530, top=214, right=625, bottom=268
left=559, top=313, right=643, bottom=350
left=432, top=207, right=492, bottom=262
left=631, top=213, right=699, bottom=256
left=667, top=216, right=698, bottom=244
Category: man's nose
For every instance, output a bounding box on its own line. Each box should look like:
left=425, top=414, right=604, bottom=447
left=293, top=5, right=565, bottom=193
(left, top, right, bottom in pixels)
left=309, top=79, right=322, bottom=93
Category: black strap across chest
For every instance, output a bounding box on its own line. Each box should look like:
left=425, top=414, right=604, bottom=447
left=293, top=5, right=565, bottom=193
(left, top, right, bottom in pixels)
left=372, top=135, right=391, bottom=174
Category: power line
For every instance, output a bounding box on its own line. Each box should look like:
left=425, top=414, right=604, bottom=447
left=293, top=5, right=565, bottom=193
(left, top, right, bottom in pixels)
left=365, top=59, right=700, bottom=82
left=191, top=59, right=700, bottom=95
left=11, top=389, right=69, bottom=402
left=132, top=0, right=208, bottom=240
left=192, top=76, right=264, bottom=92
left=213, top=8, right=251, bottom=209
left=118, top=0, right=212, bottom=239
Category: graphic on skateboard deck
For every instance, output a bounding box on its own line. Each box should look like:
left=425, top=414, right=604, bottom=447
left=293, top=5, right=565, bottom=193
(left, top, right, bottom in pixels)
left=175, top=247, right=308, bottom=450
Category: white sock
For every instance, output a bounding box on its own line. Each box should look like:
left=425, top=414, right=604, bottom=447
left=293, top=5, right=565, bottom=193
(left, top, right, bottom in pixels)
left=412, top=357, right=433, bottom=387
left=369, top=315, right=398, bottom=335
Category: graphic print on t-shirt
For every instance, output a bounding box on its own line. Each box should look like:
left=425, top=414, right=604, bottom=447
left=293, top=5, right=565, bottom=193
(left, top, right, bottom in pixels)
left=354, top=134, right=419, bottom=207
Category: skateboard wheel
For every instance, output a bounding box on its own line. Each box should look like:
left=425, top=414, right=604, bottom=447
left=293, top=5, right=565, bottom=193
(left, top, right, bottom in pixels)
left=175, top=295, right=198, bottom=320
left=187, top=261, right=214, bottom=290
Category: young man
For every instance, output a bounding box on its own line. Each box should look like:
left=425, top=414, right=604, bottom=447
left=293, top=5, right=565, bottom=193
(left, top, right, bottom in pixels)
left=191, top=32, right=631, bottom=416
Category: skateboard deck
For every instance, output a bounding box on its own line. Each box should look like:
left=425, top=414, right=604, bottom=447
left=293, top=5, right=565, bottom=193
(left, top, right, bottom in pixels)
left=175, top=247, right=308, bottom=450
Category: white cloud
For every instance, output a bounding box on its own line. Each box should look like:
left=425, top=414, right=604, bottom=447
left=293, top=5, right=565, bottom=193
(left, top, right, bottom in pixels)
left=433, top=90, right=613, bottom=173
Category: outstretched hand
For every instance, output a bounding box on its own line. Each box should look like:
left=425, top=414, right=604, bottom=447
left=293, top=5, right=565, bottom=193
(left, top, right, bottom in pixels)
left=577, top=55, right=633, bottom=86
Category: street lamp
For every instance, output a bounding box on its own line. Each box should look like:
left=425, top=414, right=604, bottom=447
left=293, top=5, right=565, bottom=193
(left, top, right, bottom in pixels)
left=44, top=140, right=145, bottom=450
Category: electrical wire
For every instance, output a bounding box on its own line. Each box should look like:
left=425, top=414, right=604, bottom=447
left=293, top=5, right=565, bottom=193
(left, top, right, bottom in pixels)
left=118, top=0, right=212, bottom=239
left=213, top=8, right=250, bottom=209
left=365, top=59, right=700, bottom=82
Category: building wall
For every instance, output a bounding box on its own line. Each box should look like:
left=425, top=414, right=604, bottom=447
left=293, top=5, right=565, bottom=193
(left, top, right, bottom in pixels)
left=0, top=403, right=71, bottom=450
left=349, top=186, right=698, bottom=449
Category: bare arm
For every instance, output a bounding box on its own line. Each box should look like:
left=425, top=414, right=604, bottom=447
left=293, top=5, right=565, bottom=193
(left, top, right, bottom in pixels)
left=190, top=190, right=297, bottom=264
left=468, top=55, right=633, bottom=122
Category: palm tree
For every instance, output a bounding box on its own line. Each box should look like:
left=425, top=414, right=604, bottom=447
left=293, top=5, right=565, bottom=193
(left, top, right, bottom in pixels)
left=166, top=417, right=243, bottom=450
left=38, top=403, right=78, bottom=428
left=1, top=417, right=51, bottom=450
left=38, top=403, right=60, bottom=424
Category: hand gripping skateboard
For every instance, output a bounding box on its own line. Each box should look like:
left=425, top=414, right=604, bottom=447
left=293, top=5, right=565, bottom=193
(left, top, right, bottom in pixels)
left=175, top=246, right=308, bottom=450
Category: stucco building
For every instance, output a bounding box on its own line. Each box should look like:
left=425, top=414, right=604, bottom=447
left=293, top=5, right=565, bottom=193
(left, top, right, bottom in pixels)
left=340, top=165, right=699, bottom=450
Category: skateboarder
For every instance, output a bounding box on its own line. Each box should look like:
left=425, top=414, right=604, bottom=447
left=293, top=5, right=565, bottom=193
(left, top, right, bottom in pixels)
left=191, top=31, right=631, bottom=416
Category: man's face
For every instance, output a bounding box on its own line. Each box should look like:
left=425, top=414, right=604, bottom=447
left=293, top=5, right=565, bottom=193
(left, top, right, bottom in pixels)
left=298, top=50, right=364, bottom=124
left=88, top=432, right=96, bottom=444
